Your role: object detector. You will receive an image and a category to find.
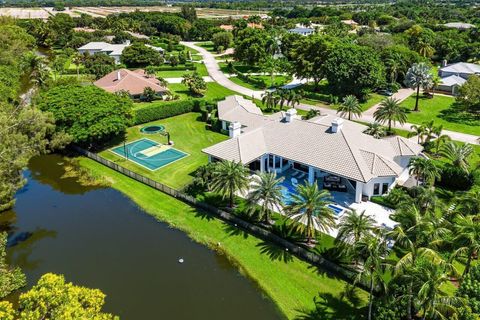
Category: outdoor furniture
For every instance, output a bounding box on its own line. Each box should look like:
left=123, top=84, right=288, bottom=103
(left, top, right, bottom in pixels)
left=325, top=175, right=341, bottom=183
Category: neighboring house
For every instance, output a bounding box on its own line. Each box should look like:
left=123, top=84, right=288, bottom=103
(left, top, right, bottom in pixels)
left=288, top=27, right=315, bottom=36
left=438, top=62, right=480, bottom=94
left=341, top=19, right=359, bottom=28
left=220, top=24, right=234, bottom=31
left=77, top=41, right=163, bottom=64
left=203, top=96, right=423, bottom=203
left=94, top=69, right=168, bottom=98
left=443, top=22, right=476, bottom=30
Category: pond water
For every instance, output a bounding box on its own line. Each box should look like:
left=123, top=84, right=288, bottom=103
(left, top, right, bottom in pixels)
left=2, top=155, right=282, bottom=320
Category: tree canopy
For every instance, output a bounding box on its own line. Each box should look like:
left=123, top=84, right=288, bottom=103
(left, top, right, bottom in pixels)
left=121, top=42, right=163, bottom=68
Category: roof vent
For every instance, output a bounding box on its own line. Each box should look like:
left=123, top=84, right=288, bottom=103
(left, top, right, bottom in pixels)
left=116, top=71, right=121, bottom=81
left=285, top=108, right=297, bottom=123
left=229, top=121, right=241, bottom=138
left=331, top=118, right=344, bottom=133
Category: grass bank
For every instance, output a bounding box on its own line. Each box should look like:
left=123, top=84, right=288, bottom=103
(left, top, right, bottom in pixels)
left=79, top=158, right=367, bottom=319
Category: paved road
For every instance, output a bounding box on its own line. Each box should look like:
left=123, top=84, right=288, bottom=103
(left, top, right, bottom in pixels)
left=183, top=41, right=479, bottom=145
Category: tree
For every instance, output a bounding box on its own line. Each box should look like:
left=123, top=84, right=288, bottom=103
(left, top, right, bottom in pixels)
left=169, top=55, right=179, bottom=67
left=433, top=134, right=451, bottom=156
left=261, top=90, right=278, bottom=111
left=290, top=35, right=329, bottom=89
left=246, top=172, right=284, bottom=225
left=453, top=214, right=480, bottom=279
left=404, top=63, right=433, bottom=112
left=373, top=97, right=407, bottom=132
left=363, top=122, right=387, bottom=139
left=261, top=56, right=282, bottom=88
left=212, top=32, right=233, bottom=52
left=210, top=160, right=250, bottom=208
left=180, top=5, right=197, bottom=22
left=323, top=43, right=385, bottom=99
left=83, top=53, right=115, bottom=80
left=0, top=232, right=26, bottom=298
left=336, top=209, right=375, bottom=247
left=71, top=52, right=83, bottom=80
left=141, top=87, right=156, bottom=102
left=182, top=72, right=206, bottom=96
left=36, top=85, right=133, bottom=146
left=354, top=233, right=390, bottom=320
left=275, top=88, right=289, bottom=110
left=121, top=43, right=162, bottom=68
left=51, top=54, right=67, bottom=80
left=337, top=95, right=362, bottom=120
left=285, top=183, right=335, bottom=245
left=456, top=75, right=480, bottom=113
left=234, top=28, right=270, bottom=65
left=5, top=273, right=117, bottom=319
left=408, top=157, right=440, bottom=186
left=440, top=141, right=473, bottom=172
left=286, top=89, right=302, bottom=109
left=457, top=264, right=480, bottom=313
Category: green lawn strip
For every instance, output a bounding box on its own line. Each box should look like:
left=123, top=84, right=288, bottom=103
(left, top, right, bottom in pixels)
left=197, top=41, right=216, bottom=53
left=229, top=75, right=292, bottom=90
left=167, top=82, right=238, bottom=102
left=99, top=112, right=227, bottom=189
left=402, top=95, right=480, bottom=136
left=79, top=157, right=367, bottom=319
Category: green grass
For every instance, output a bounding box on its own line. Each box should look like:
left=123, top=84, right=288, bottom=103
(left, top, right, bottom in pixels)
left=99, top=113, right=228, bottom=189
left=156, top=62, right=209, bottom=78
left=197, top=41, right=216, bottom=53
left=229, top=75, right=292, bottom=90
left=218, top=62, right=262, bottom=74
left=402, top=95, right=480, bottom=136
left=168, top=82, right=238, bottom=102
left=79, top=157, right=367, bottom=319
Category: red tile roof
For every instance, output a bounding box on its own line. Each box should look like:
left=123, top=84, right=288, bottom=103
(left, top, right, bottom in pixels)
left=94, top=69, right=168, bottom=96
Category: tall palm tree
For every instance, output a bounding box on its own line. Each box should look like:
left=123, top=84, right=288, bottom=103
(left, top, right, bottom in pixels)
left=431, top=74, right=441, bottom=97
left=408, top=124, right=427, bottom=144
left=337, top=95, right=362, bottom=120
left=433, top=134, right=451, bottom=155
left=261, top=90, right=278, bottom=111
left=457, top=187, right=480, bottom=216
left=72, top=52, right=83, bottom=80
left=246, top=172, right=284, bottom=225
left=404, top=63, right=433, bottom=112
left=276, top=88, right=289, bottom=110
left=363, top=122, right=387, bottom=139
left=354, top=233, right=390, bottom=320
left=286, top=89, right=302, bottom=109
left=417, top=41, right=436, bottom=58
left=335, top=209, right=375, bottom=247
left=210, top=160, right=250, bottom=208
left=285, top=183, right=335, bottom=245
left=452, top=214, right=480, bottom=279
left=374, top=97, right=407, bottom=132
left=440, top=141, right=473, bottom=172
left=408, top=157, right=440, bottom=186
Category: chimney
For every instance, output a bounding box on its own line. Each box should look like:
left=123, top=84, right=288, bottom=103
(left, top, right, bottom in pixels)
left=229, top=121, right=241, bottom=138
left=331, top=118, right=344, bottom=133
left=116, top=70, right=121, bottom=81
left=285, top=108, right=297, bottom=123
left=442, top=59, right=448, bottom=67
left=125, top=40, right=131, bottom=46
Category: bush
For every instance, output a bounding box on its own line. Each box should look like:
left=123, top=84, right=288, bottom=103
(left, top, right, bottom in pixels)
left=134, top=99, right=201, bottom=124
left=457, top=264, right=480, bottom=314
left=436, top=165, right=474, bottom=191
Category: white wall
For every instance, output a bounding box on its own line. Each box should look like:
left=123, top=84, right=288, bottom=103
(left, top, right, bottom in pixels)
left=363, top=176, right=396, bottom=198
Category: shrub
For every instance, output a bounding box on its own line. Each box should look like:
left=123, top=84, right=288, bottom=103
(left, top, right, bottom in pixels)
left=134, top=100, right=200, bottom=124
left=457, top=264, right=480, bottom=314
left=436, top=165, right=474, bottom=191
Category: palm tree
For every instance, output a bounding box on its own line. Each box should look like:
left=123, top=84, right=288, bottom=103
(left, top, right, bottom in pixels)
left=431, top=74, right=441, bottom=97
left=421, top=121, right=443, bottom=144
left=374, top=97, right=407, bottom=132
left=411, top=259, right=463, bottom=320
left=433, top=134, right=451, bottom=155
left=285, top=183, right=335, bottom=245
left=286, top=89, right=302, bottom=109
left=246, top=172, right=284, bottom=225
left=440, top=141, right=473, bottom=172
left=193, top=162, right=217, bottom=190
left=261, top=90, right=278, bottom=111
left=408, top=157, right=440, bottom=186
left=452, top=214, right=480, bottom=279
left=417, top=41, right=435, bottom=58
left=335, top=209, right=375, bottom=247
left=457, top=187, right=480, bottom=215
left=354, top=233, right=390, bottom=320
left=72, top=52, right=83, bottom=80
left=408, top=124, right=427, bottom=144
left=363, top=122, right=387, bottom=139
left=337, top=95, right=362, bottom=120
left=210, top=160, right=250, bottom=208
left=276, top=88, right=289, bottom=110
left=404, top=63, right=433, bottom=112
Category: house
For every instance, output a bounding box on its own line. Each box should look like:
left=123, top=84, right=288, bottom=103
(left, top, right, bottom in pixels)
left=203, top=96, right=423, bottom=203
left=94, top=69, right=168, bottom=98
left=77, top=41, right=163, bottom=64
left=438, top=62, right=480, bottom=94
left=288, top=27, right=315, bottom=36
left=219, top=24, right=234, bottom=31
left=341, top=20, right=359, bottom=28
left=443, top=22, right=476, bottom=30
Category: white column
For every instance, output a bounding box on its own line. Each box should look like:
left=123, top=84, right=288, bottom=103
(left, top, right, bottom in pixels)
left=260, top=155, right=266, bottom=172
left=308, top=166, right=315, bottom=184
left=272, top=155, right=276, bottom=170
left=355, top=182, right=363, bottom=203
left=222, top=121, right=227, bottom=131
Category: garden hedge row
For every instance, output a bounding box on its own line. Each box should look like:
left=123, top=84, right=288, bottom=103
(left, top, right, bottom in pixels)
left=229, top=64, right=267, bottom=89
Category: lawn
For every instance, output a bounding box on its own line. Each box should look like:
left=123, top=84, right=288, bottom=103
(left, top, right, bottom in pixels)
left=156, top=62, right=208, bottom=78
left=79, top=157, right=368, bottom=320
left=229, top=75, right=292, bottom=90
left=219, top=62, right=262, bottom=74
left=99, top=113, right=228, bottom=189
left=167, top=82, right=238, bottom=101
left=197, top=41, right=216, bottom=53
left=402, top=95, right=480, bottom=136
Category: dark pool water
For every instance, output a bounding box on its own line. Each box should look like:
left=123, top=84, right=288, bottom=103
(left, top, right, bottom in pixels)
left=2, top=155, right=282, bottom=320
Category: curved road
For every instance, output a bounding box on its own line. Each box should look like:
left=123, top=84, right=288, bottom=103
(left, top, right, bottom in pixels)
left=183, top=41, right=479, bottom=145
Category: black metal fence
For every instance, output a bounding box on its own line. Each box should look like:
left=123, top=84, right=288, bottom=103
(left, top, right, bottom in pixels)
left=74, top=146, right=360, bottom=285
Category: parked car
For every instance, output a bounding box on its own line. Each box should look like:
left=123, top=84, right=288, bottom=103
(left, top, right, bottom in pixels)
left=378, top=89, right=394, bottom=96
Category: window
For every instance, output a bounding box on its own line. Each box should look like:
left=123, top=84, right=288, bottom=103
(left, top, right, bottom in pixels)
left=373, top=183, right=380, bottom=195
left=382, top=183, right=389, bottom=195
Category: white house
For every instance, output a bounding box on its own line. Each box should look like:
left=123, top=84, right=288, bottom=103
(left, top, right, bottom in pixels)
left=77, top=41, right=163, bottom=64
left=288, top=27, right=315, bottom=36
left=438, top=62, right=480, bottom=94
left=443, top=22, right=476, bottom=30
left=203, top=96, right=423, bottom=204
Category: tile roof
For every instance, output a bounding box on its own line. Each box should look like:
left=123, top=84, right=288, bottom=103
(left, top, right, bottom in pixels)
left=203, top=96, right=423, bottom=183
left=440, top=62, right=480, bottom=74
left=94, top=69, right=168, bottom=95
left=440, top=75, right=467, bottom=86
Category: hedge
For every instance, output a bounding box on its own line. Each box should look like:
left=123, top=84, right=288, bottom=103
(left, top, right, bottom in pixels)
left=134, top=100, right=198, bottom=125
left=230, top=64, right=267, bottom=89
